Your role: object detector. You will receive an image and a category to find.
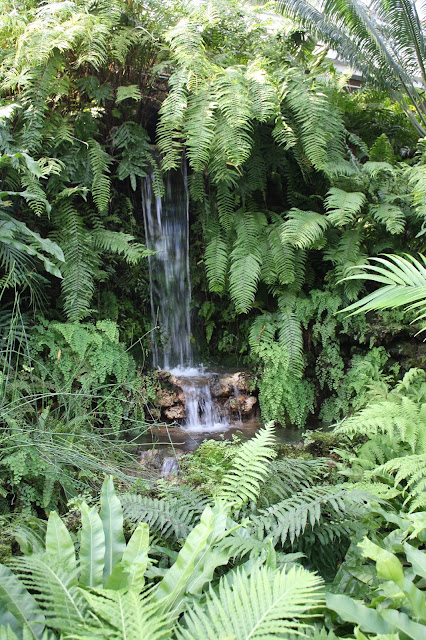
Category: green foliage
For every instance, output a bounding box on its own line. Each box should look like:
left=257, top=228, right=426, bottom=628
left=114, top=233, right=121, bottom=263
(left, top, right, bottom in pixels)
left=178, top=437, right=241, bottom=494
left=255, top=342, right=315, bottom=428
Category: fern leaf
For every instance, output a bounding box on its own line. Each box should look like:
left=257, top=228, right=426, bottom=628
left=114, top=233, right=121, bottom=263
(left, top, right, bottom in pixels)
left=176, top=564, right=324, bottom=640
left=217, top=422, right=276, bottom=505
left=369, top=203, right=405, bottom=235
left=204, top=234, right=228, bottom=294
left=281, top=209, right=328, bottom=249
left=278, top=309, right=304, bottom=378
left=325, top=188, right=366, bottom=226
left=121, top=495, right=200, bottom=540
left=10, top=556, right=87, bottom=634
left=184, top=82, right=217, bottom=172
left=74, top=588, right=170, bottom=640
left=88, top=139, right=112, bottom=214
left=229, top=248, right=262, bottom=313
left=0, top=565, right=46, bottom=640
left=255, top=485, right=369, bottom=545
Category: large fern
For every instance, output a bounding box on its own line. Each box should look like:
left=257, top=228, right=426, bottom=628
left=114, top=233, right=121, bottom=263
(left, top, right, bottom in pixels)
left=176, top=564, right=324, bottom=640
left=216, top=422, right=276, bottom=505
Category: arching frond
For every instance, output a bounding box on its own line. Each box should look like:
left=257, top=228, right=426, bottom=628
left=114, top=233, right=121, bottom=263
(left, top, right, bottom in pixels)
left=176, top=564, right=324, bottom=640
left=216, top=422, right=276, bottom=505
left=325, top=188, right=366, bottom=227
left=340, top=254, right=426, bottom=333
left=281, top=209, right=328, bottom=249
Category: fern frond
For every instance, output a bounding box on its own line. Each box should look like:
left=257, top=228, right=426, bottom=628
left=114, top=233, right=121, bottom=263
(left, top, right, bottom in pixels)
left=92, top=231, right=149, bottom=265
left=335, top=397, right=425, bottom=455
left=369, top=204, right=405, bottom=235
left=120, top=495, right=200, bottom=541
left=255, top=485, right=369, bottom=545
left=176, top=564, right=324, bottom=640
left=204, top=233, right=228, bottom=294
left=0, top=564, right=46, bottom=640
left=340, top=254, right=426, bottom=333
left=9, top=556, right=87, bottom=634
left=216, top=422, right=276, bottom=505
left=281, top=209, right=328, bottom=249
left=229, top=248, right=261, bottom=313
left=88, top=139, right=112, bottom=214
left=184, top=82, right=217, bottom=172
left=278, top=309, right=304, bottom=378
left=74, top=588, right=170, bottom=640
left=52, top=199, right=96, bottom=321
left=368, top=454, right=426, bottom=512
left=325, top=188, right=366, bottom=227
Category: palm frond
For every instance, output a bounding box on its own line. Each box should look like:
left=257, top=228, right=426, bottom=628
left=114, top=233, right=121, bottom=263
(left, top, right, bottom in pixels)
left=340, top=254, right=426, bottom=333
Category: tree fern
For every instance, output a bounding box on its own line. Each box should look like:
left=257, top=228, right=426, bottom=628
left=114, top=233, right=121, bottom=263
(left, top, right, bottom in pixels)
left=176, top=564, right=324, bottom=640
left=216, top=422, right=276, bottom=505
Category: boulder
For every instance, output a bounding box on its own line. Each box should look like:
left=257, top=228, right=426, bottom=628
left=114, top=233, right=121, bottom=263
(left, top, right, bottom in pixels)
left=210, top=372, right=250, bottom=398
left=164, top=405, right=186, bottom=420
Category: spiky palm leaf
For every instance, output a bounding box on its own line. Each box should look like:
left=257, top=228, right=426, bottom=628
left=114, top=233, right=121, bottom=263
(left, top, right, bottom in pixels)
left=176, top=564, right=324, bottom=640
left=278, top=0, right=426, bottom=135
left=341, top=254, right=426, bottom=333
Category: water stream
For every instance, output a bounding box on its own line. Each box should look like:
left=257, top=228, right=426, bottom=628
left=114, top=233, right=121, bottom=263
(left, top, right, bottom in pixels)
left=142, top=165, right=234, bottom=435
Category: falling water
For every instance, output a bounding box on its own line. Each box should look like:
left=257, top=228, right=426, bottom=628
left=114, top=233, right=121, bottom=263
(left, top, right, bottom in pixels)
left=142, top=165, right=232, bottom=432
left=142, top=163, right=192, bottom=370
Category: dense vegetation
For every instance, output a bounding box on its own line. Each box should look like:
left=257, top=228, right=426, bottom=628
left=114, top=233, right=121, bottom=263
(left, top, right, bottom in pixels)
left=0, top=0, right=425, bottom=638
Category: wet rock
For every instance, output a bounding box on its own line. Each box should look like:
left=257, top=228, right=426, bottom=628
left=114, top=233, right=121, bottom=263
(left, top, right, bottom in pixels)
left=155, top=370, right=186, bottom=421
left=239, top=395, right=257, bottom=415
left=157, top=388, right=180, bottom=408
left=224, top=394, right=257, bottom=417
left=164, top=405, right=186, bottom=420
left=210, top=372, right=251, bottom=397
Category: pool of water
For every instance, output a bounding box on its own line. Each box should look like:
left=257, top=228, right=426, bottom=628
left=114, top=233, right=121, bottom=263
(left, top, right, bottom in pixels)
left=136, top=419, right=316, bottom=452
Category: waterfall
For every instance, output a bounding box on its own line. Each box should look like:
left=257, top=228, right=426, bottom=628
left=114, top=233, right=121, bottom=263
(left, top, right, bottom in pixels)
left=142, top=165, right=232, bottom=432
left=142, top=163, right=192, bottom=370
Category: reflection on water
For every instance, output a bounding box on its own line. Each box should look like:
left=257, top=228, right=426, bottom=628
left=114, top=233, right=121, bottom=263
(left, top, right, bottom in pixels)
left=137, top=420, right=316, bottom=453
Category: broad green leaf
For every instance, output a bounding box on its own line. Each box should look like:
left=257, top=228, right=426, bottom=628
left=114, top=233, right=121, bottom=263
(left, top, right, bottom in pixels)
left=359, top=537, right=404, bottom=586
left=381, top=608, right=426, bottom=640
left=326, top=593, right=393, bottom=635
left=154, top=504, right=230, bottom=616
left=0, top=564, right=46, bottom=640
left=45, top=512, right=76, bottom=573
left=79, top=503, right=105, bottom=588
left=100, top=476, right=126, bottom=583
left=404, top=543, right=426, bottom=579
left=105, top=523, right=150, bottom=590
